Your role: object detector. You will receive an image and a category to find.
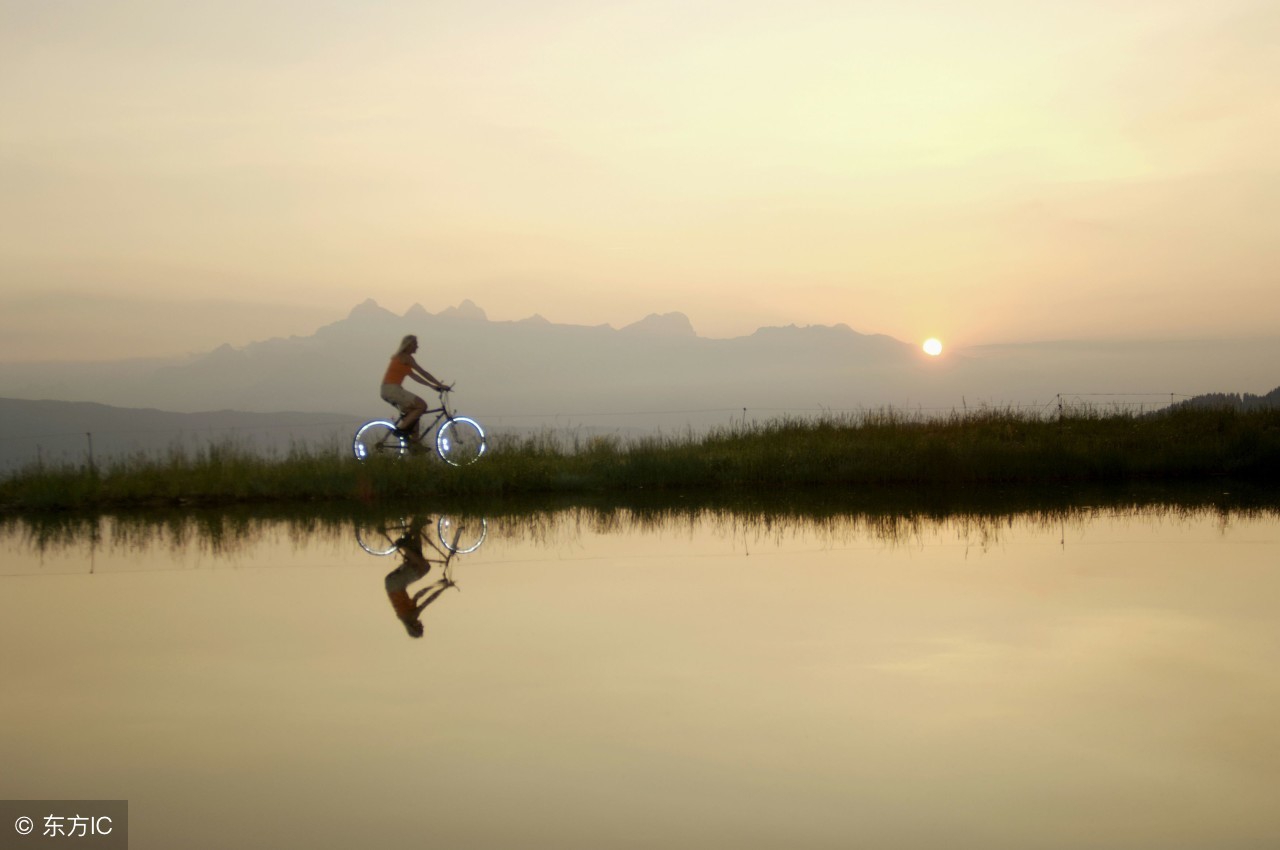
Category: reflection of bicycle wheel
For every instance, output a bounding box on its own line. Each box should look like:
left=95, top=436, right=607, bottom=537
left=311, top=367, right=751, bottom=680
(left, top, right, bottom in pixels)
left=436, top=417, right=486, bottom=466
left=355, top=526, right=397, bottom=556
left=438, top=516, right=487, bottom=554
left=355, top=518, right=411, bottom=556
left=353, top=420, right=407, bottom=461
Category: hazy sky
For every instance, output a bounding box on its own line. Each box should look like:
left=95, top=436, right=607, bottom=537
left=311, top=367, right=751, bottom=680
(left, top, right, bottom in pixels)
left=2, top=0, right=1278, bottom=360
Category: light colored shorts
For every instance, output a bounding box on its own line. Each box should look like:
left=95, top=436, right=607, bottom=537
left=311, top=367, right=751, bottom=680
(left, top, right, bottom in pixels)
left=380, top=383, right=422, bottom=412
left=385, top=557, right=430, bottom=592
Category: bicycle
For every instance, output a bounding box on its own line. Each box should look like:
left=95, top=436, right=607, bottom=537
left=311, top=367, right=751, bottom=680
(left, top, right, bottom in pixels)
left=352, top=389, right=486, bottom=465
left=356, top=515, right=489, bottom=557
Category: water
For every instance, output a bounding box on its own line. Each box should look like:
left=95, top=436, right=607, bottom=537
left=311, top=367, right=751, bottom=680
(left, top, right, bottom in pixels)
left=3, top=501, right=1279, bottom=849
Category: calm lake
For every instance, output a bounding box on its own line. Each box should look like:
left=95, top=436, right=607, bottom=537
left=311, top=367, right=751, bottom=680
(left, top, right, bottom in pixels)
left=2, top=497, right=1279, bottom=849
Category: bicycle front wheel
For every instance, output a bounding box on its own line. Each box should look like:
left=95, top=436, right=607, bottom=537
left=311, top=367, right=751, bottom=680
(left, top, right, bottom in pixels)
left=436, top=416, right=486, bottom=466
left=353, top=420, right=408, bottom=461
left=437, top=516, right=488, bottom=554
left=355, top=516, right=412, bottom=556
left=355, top=525, right=398, bottom=556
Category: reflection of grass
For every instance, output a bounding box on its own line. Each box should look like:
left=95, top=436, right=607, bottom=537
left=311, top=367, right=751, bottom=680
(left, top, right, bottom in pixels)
left=3, top=407, right=1279, bottom=511
left=6, top=483, right=1280, bottom=556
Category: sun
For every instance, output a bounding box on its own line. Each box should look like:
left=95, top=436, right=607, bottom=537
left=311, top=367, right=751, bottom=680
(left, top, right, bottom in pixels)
left=922, top=338, right=943, bottom=357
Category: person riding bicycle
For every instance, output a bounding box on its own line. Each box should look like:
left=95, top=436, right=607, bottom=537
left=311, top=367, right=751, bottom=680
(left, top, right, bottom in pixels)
left=385, top=520, right=455, bottom=639
left=380, top=334, right=451, bottom=439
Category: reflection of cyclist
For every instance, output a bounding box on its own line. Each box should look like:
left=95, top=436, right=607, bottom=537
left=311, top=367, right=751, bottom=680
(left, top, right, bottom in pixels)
left=380, top=334, right=451, bottom=440
left=386, top=523, right=455, bottom=638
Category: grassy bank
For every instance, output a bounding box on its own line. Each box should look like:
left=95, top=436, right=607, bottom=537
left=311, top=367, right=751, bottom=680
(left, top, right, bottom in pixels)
left=3, top=406, right=1279, bottom=512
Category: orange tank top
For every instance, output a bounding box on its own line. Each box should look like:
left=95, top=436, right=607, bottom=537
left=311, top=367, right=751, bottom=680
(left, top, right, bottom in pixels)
left=383, top=357, right=412, bottom=385
left=388, top=589, right=416, bottom=623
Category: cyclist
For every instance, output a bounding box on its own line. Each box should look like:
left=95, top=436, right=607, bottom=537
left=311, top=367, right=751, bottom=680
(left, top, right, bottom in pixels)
left=385, top=520, right=455, bottom=639
left=380, top=334, right=451, bottom=439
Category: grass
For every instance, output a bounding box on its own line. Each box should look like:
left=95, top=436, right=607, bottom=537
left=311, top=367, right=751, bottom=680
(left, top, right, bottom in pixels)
left=3, top=406, right=1279, bottom=512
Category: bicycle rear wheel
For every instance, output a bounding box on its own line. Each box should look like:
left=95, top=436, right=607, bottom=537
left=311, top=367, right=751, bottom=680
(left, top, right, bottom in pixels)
left=353, top=420, right=408, bottom=461
left=436, top=416, right=486, bottom=466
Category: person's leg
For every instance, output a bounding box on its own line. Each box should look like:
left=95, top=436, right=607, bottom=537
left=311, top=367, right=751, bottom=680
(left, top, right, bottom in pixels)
left=398, top=396, right=427, bottom=436
left=383, top=385, right=426, bottom=437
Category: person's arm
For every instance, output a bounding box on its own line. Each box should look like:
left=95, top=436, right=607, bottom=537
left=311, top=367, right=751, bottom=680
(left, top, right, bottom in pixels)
left=412, top=580, right=454, bottom=615
left=412, top=576, right=453, bottom=600
left=407, top=357, right=451, bottom=392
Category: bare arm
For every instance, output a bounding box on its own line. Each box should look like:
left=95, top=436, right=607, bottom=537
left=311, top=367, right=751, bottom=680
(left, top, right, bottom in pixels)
left=407, top=357, right=451, bottom=392
left=412, top=580, right=454, bottom=615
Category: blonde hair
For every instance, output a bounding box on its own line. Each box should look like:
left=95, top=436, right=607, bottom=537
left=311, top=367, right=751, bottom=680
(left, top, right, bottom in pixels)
left=395, top=335, right=417, bottom=356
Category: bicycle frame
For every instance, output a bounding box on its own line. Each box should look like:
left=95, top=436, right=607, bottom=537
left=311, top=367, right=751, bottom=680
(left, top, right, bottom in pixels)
left=390, top=391, right=456, bottom=444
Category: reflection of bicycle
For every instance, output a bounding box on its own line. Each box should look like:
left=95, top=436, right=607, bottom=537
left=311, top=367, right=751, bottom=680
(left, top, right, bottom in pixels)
left=356, top=515, right=488, bottom=557
left=353, top=390, right=486, bottom=465
left=382, top=518, right=469, bottom=639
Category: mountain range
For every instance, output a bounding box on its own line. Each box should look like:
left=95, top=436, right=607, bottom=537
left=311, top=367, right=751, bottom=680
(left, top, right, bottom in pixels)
left=1, top=298, right=1278, bottom=470
left=0, top=299, right=935, bottom=421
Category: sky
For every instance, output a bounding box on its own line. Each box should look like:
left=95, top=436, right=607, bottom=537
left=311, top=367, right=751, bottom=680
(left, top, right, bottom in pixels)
left=2, top=0, right=1278, bottom=361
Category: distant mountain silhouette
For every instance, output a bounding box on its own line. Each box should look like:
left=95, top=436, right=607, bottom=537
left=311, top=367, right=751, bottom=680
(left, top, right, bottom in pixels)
left=621, top=312, right=698, bottom=337
left=435, top=299, right=488, bottom=321
left=1, top=301, right=1278, bottom=434
left=0, top=300, right=925, bottom=423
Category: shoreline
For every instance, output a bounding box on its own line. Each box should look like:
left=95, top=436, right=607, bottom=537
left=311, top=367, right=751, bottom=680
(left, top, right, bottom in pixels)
left=3, top=407, right=1278, bottom=514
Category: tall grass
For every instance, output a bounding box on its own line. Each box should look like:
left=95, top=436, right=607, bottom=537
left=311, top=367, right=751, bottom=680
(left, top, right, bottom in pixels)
left=3, top=406, right=1278, bottom=512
